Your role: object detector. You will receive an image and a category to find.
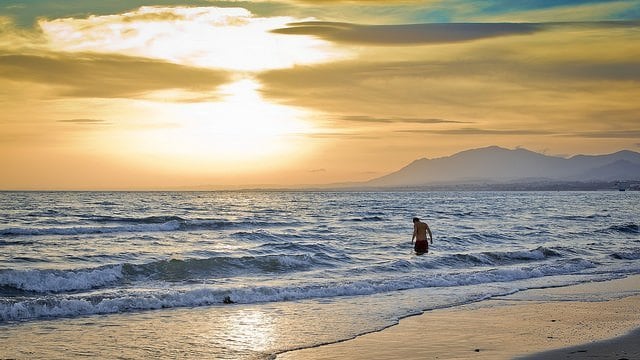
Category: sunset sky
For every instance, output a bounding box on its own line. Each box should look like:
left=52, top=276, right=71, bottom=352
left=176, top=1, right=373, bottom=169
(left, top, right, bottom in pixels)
left=1, top=1, right=639, bottom=189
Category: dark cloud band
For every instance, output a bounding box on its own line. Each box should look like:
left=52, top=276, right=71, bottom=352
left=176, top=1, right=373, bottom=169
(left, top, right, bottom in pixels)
left=273, top=21, right=542, bottom=44
left=273, top=20, right=640, bottom=45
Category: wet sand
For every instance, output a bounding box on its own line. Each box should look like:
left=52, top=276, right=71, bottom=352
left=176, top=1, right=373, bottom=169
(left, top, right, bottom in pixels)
left=277, top=275, right=640, bottom=360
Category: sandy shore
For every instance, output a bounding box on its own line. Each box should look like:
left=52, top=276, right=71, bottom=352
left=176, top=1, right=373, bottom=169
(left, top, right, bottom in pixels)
left=277, top=275, right=640, bottom=360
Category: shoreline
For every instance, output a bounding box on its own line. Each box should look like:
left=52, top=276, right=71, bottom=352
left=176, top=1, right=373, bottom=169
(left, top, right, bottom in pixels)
left=277, top=275, right=640, bottom=360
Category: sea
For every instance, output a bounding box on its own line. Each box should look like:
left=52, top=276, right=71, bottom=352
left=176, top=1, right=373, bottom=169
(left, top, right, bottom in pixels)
left=1, top=191, right=639, bottom=359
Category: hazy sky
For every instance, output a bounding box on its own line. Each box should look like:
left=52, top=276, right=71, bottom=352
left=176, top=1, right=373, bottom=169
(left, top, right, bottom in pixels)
left=1, top=1, right=639, bottom=189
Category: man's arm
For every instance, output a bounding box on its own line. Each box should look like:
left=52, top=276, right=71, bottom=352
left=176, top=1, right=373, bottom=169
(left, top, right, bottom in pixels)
left=426, top=224, right=433, bottom=244
left=411, top=224, right=417, bottom=244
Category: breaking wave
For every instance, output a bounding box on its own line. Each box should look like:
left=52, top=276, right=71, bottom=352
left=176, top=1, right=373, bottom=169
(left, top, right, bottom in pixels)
left=0, top=254, right=325, bottom=294
left=0, top=257, right=596, bottom=322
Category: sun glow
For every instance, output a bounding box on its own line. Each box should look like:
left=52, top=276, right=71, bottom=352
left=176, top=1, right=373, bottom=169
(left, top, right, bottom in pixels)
left=17, top=5, right=344, bottom=182
left=101, top=79, right=317, bottom=175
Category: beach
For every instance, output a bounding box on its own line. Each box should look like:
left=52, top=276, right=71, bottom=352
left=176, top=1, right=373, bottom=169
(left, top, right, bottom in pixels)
left=278, top=275, right=640, bottom=360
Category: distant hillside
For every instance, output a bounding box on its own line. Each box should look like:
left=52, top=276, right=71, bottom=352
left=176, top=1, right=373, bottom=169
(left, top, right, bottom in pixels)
left=365, top=146, right=640, bottom=188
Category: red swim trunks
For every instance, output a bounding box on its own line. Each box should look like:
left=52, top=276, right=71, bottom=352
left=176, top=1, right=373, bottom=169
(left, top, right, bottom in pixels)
left=414, top=240, right=428, bottom=254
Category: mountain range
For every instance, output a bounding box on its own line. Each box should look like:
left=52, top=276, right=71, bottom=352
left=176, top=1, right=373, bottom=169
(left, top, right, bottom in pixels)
left=363, top=146, right=640, bottom=188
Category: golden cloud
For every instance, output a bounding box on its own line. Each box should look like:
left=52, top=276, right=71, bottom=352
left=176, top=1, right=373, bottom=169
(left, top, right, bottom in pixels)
left=260, top=21, right=640, bottom=137
left=0, top=52, right=231, bottom=98
left=37, top=6, right=349, bottom=71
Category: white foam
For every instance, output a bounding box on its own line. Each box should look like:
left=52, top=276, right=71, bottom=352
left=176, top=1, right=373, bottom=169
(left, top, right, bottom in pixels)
left=0, top=265, right=123, bottom=292
left=273, top=254, right=313, bottom=268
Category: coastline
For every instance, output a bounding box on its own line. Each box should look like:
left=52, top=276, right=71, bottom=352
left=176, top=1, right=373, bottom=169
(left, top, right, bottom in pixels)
left=277, top=275, right=640, bottom=360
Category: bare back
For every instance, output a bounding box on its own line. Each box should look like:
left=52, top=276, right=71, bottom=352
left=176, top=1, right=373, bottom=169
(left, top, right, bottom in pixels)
left=414, top=221, right=430, bottom=241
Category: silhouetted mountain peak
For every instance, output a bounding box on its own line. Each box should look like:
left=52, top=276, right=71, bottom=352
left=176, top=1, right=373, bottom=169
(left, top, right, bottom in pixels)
left=366, top=146, right=640, bottom=187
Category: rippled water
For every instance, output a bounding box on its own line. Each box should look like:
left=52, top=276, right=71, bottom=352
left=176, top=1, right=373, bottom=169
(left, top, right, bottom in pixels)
left=1, top=191, right=638, bottom=358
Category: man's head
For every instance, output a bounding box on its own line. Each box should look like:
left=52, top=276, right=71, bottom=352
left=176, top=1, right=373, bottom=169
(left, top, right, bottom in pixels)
left=413, top=217, right=420, bottom=223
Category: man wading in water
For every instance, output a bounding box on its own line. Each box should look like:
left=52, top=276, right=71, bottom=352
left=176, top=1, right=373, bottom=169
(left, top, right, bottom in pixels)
left=411, top=217, right=433, bottom=254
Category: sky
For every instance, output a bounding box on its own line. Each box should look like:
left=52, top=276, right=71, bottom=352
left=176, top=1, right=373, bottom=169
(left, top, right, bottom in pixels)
left=1, top=0, right=639, bottom=190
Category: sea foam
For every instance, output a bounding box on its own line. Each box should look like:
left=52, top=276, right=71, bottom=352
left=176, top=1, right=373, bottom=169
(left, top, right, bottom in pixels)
left=0, top=265, right=123, bottom=293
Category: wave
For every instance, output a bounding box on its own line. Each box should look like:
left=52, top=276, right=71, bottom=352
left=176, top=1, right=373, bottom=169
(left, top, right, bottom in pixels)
left=345, top=216, right=384, bottom=222
left=0, top=257, right=597, bottom=322
left=98, top=215, right=296, bottom=229
left=0, top=265, right=123, bottom=293
left=437, top=232, right=517, bottom=247
left=360, top=247, right=563, bottom=274
left=611, top=249, right=640, bottom=260
left=255, top=240, right=339, bottom=254
left=0, top=254, right=324, bottom=293
left=606, top=223, right=639, bottom=234
left=0, top=221, right=182, bottom=236
left=556, top=213, right=611, bottom=221
left=444, top=247, right=562, bottom=266
left=0, top=215, right=299, bottom=237
left=88, top=215, right=186, bottom=224
left=0, top=239, right=36, bottom=246
left=230, top=230, right=292, bottom=242
left=91, top=201, right=119, bottom=206
left=123, top=254, right=319, bottom=282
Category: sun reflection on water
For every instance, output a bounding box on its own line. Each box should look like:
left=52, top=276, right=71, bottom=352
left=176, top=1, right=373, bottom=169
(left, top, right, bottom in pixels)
left=216, top=309, right=275, bottom=353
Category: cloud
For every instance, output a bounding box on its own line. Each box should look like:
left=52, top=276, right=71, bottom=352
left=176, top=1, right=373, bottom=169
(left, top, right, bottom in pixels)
left=260, top=60, right=474, bottom=114
left=259, top=19, right=640, bottom=138
left=279, top=0, right=428, bottom=2
left=583, top=109, right=640, bottom=128
left=0, top=16, right=46, bottom=51
left=340, top=115, right=467, bottom=124
left=0, top=52, right=230, bottom=98
left=258, top=59, right=575, bottom=119
left=0, top=118, right=111, bottom=146
left=57, top=119, right=111, bottom=125
left=466, top=0, right=640, bottom=22
left=273, top=20, right=640, bottom=46
left=273, top=21, right=542, bottom=45
left=37, top=6, right=347, bottom=71
left=554, top=61, right=640, bottom=81
left=395, top=127, right=554, bottom=135
left=303, top=131, right=382, bottom=140
left=570, top=130, right=640, bottom=139
left=2, top=1, right=253, bottom=26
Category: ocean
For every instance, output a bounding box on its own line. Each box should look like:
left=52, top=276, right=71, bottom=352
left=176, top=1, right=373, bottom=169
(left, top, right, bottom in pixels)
left=1, top=191, right=639, bottom=359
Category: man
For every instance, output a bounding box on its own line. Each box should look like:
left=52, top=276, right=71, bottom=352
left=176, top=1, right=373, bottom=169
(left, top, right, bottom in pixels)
left=411, top=217, right=433, bottom=254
